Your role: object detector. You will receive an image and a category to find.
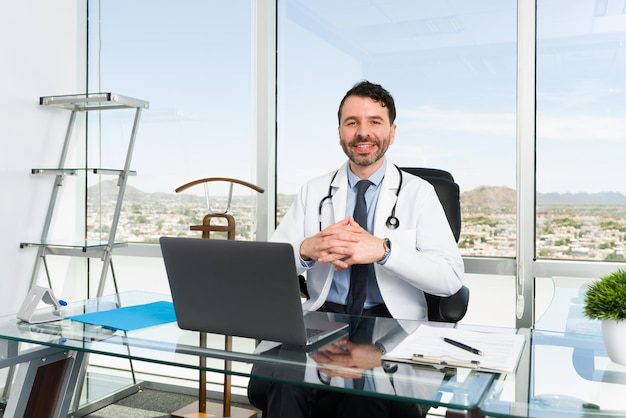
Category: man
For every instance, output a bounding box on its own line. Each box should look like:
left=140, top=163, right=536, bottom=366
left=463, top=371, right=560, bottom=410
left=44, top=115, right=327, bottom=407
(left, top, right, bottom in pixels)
left=248, top=80, right=464, bottom=417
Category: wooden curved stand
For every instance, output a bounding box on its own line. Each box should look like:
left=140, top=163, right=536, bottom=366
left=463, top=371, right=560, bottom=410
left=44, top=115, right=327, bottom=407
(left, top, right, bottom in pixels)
left=171, top=178, right=263, bottom=418
left=190, top=214, right=236, bottom=240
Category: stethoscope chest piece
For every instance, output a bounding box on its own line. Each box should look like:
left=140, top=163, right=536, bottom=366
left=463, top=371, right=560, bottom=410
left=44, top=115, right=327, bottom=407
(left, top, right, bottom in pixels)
left=385, top=215, right=400, bottom=230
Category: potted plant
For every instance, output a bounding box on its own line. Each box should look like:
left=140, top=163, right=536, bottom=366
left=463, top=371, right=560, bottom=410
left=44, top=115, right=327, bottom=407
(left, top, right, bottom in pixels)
left=583, top=268, right=626, bottom=365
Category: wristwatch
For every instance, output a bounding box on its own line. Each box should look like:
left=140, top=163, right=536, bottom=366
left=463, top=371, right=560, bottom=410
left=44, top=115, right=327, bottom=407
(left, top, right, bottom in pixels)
left=379, top=238, right=391, bottom=262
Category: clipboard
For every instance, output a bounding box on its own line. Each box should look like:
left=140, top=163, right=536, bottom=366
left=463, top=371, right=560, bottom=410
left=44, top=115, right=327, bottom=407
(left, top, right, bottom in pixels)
left=410, top=353, right=481, bottom=370
left=383, top=325, right=526, bottom=373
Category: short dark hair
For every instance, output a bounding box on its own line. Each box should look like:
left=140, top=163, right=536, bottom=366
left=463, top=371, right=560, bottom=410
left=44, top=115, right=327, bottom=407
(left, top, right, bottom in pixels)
left=337, top=81, right=396, bottom=124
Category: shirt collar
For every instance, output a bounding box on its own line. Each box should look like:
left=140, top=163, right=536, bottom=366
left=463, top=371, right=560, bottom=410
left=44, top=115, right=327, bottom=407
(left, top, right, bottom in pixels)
left=347, top=158, right=387, bottom=189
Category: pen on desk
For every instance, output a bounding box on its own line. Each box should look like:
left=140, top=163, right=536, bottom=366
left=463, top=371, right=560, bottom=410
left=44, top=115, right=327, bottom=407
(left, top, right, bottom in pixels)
left=443, top=337, right=483, bottom=356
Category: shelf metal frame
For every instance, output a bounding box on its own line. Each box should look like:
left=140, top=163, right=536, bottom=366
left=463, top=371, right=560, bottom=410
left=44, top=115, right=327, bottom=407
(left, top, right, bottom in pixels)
left=14, top=93, right=149, bottom=414
left=26, top=93, right=148, bottom=297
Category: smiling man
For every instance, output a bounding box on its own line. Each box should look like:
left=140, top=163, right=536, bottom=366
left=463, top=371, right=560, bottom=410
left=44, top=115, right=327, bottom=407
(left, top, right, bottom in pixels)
left=248, top=80, right=464, bottom=418
left=338, top=90, right=396, bottom=172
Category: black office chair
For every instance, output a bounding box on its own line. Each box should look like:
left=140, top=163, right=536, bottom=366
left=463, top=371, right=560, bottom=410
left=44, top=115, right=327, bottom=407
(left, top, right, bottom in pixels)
left=400, top=167, right=468, bottom=323
left=299, top=167, right=468, bottom=322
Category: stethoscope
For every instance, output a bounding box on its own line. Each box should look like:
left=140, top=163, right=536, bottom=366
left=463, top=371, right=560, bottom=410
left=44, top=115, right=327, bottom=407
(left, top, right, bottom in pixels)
left=318, top=164, right=403, bottom=231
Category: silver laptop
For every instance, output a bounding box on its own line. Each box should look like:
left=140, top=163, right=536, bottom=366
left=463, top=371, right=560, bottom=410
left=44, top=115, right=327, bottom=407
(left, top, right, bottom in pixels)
left=159, top=236, right=348, bottom=347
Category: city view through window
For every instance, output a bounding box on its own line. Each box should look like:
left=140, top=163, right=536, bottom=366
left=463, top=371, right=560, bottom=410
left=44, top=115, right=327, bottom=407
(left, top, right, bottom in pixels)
left=86, top=1, right=626, bottom=264
left=87, top=181, right=626, bottom=261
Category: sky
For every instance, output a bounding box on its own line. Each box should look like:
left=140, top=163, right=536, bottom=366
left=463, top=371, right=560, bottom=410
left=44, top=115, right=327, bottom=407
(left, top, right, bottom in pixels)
left=89, top=0, right=626, bottom=196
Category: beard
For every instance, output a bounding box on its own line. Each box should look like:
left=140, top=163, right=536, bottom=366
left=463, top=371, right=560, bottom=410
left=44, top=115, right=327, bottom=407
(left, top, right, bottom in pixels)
left=341, top=136, right=391, bottom=167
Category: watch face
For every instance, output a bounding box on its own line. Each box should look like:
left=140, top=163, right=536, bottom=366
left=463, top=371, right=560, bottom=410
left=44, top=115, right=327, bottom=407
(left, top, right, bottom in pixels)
left=379, top=239, right=391, bottom=263
left=382, top=239, right=391, bottom=260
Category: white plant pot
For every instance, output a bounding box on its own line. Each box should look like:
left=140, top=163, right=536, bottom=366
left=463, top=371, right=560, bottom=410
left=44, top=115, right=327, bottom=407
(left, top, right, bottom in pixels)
left=601, top=319, right=626, bottom=366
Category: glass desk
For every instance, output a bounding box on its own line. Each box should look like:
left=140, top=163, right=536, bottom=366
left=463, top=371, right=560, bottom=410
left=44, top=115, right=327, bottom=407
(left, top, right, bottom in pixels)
left=0, top=291, right=498, bottom=418
left=480, top=277, right=626, bottom=417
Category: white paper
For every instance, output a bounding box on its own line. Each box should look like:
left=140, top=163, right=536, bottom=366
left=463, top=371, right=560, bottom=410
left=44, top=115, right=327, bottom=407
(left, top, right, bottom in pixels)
left=383, top=325, right=525, bottom=373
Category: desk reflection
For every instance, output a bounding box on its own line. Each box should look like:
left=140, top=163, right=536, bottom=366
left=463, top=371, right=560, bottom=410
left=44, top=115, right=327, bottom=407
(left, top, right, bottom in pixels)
left=250, top=315, right=452, bottom=406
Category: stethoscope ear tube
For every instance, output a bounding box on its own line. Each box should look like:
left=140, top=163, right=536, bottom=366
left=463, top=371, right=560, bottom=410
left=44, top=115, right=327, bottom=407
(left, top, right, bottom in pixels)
left=319, top=165, right=403, bottom=231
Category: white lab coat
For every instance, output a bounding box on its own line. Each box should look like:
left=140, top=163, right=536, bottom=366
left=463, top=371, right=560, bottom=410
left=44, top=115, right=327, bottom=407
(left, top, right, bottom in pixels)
left=272, top=160, right=464, bottom=321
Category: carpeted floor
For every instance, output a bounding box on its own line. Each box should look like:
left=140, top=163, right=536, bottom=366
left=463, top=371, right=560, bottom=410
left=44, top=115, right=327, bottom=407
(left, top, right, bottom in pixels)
left=85, top=389, right=261, bottom=418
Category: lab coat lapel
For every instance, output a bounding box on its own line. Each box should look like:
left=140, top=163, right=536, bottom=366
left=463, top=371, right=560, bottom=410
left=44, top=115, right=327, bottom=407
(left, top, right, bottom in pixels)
left=374, top=163, right=401, bottom=234
left=330, top=162, right=349, bottom=224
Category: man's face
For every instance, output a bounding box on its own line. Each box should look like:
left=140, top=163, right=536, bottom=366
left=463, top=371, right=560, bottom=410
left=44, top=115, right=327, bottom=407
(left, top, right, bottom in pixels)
left=338, top=95, right=396, bottom=169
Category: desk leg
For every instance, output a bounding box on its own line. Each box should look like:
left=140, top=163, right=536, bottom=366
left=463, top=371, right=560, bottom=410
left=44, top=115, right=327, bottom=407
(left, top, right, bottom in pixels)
left=3, top=346, right=83, bottom=418
left=60, top=351, right=85, bottom=415
left=1, top=340, right=17, bottom=400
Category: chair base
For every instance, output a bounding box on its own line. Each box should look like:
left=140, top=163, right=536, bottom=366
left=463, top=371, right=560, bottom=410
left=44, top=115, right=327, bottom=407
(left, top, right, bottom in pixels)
left=171, top=400, right=258, bottom=418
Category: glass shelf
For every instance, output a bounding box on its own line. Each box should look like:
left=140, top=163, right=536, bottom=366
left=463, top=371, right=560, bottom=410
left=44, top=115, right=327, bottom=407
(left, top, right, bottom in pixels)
left=40, top=92, right=149, bottom=111
left=31, top=168, right=137, bottom=176
left=20, top=240, right=128, bottom=254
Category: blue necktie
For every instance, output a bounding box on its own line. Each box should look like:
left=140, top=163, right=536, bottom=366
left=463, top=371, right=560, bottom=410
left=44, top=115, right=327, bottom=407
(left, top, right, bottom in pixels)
left=347, top=180, right=373, bottom=316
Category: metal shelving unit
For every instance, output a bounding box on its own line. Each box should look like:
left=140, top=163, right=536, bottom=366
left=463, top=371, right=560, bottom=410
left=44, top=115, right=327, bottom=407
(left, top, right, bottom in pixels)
left=8, top=92, right=150, bottom=417
left=21, top=92, right=149, bottom=297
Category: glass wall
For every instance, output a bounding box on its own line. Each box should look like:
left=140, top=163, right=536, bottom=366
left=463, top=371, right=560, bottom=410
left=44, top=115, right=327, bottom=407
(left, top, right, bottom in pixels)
left=85, top=0, right=258, bottom=393
left=276, top=0, right=519, bottom=258
left=85, top=0, right=626, bottom=326
left=88, top=0, right=626, bottom=263
left=536, top=0, right=626, bottom=262
left=83, top=0, right=626, bottom=392
left=87, top=0, right=258, bottom=244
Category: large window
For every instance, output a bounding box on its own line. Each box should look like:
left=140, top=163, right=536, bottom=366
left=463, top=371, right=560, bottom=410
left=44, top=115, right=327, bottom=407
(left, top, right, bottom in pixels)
left=87, top=0, right=258, bottom=244
left=85, top=0, right=626, bottom=326
left=276, top=0, right=518, bottom=258
left=536, top=0, right=626, bottom=262
left=85, top=0, right=258, bottom=393
left=80, top=0, right=626, bottom=389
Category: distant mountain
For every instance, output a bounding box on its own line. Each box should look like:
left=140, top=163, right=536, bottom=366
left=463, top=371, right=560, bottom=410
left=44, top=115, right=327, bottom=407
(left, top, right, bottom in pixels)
left=90, top=180, right=626, bottom=206
left=88, top=180, right=200, bottom=202
left=461, top=186, right=516, bottom=208
left=88, top=180, right=146, bottom=199
left=461, top=186, right=626, bottom=207
left=537, top=191, right=626, bottom=205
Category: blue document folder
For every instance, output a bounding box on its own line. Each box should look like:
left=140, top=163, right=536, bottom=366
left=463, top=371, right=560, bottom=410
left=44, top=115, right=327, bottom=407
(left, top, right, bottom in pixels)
left=67, top=301, right=176, bottom=331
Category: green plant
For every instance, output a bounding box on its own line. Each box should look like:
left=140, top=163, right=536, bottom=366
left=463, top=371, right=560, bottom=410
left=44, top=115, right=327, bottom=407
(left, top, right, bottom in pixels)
left=584, top=269, right=626, bottom=321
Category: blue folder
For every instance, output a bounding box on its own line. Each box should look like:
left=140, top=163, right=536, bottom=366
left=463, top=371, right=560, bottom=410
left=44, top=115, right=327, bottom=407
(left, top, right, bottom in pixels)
left=67, top=301, right=176, bottom=331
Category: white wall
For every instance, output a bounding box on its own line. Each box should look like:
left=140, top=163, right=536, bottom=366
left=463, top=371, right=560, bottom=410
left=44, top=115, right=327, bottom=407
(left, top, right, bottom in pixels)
left=0, top=1, right=86, bottom=316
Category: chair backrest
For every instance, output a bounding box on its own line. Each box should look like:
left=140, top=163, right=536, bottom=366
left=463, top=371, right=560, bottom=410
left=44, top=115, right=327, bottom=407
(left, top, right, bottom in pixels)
left=399, top=167, right=461, bottom=242
left=400, top=167, right=468, bottom=322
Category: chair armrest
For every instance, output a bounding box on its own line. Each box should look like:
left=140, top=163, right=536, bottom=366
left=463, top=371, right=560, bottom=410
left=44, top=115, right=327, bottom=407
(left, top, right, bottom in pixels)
left=298, top=275, right=310, bottom=299
left=425, top=285, right=469, bottom=323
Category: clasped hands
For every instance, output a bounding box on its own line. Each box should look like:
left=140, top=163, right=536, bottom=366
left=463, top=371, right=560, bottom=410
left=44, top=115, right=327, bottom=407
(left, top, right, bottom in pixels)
left=310, top=337, right=383, bottom=379
left=300, top=217, right=385, bottom=271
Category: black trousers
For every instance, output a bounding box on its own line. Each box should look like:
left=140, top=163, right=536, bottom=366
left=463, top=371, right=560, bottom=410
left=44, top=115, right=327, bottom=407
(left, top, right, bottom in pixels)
left=247, top=302, right=429, bottom=418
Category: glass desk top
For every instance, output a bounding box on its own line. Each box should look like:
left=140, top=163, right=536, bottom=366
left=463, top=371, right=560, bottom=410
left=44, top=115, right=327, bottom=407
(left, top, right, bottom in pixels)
left=0, top=291, right=498, bottom=412
left=481, top=277, right=626, bottom=418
